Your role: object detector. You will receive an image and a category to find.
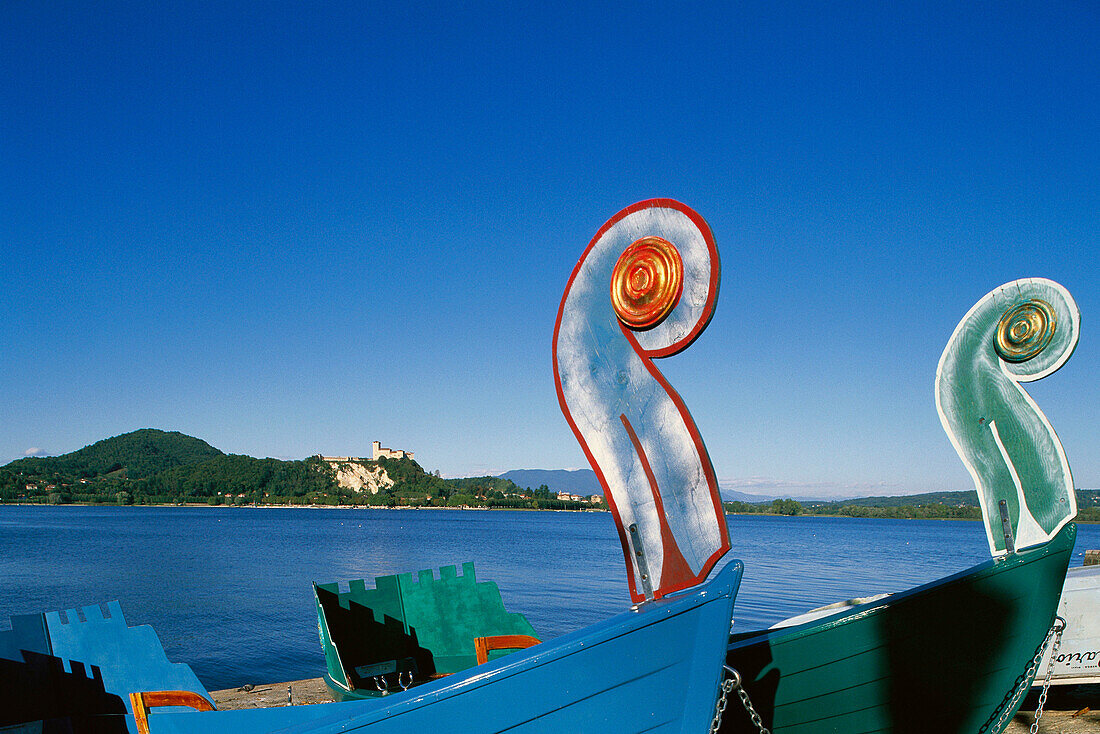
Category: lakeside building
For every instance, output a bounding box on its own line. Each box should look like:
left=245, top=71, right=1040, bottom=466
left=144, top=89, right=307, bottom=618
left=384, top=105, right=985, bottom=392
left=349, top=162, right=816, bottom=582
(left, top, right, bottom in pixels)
left=556, top=492, right=604, bottom=504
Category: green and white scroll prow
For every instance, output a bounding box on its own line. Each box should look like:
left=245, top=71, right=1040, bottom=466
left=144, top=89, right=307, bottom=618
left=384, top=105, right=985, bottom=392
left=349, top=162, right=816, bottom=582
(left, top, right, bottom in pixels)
left=936, top=278, right=1079, bottom=557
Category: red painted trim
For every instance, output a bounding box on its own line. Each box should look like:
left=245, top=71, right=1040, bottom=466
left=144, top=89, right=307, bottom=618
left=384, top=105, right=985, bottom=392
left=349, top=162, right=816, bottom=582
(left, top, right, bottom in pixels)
left=640, top=202, right=720, bottom=359
left=552, top=199, right=727, bottom=605
left=622, top=325, right=732, bottom=582
left=620, top=414, right=695, bottom=598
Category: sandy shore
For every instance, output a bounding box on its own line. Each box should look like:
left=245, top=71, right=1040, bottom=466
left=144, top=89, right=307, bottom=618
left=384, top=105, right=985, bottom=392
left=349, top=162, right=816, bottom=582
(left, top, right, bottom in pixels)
left=210, top=678, right=1099, bottom=731
left=211, top=678, right=334, bottom=708
left=1006, top=684, right=1100, bottom=733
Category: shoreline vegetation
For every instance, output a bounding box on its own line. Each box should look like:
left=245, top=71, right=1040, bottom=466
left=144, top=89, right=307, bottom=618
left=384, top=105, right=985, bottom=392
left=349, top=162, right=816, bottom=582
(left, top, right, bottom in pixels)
left=0, top=429, right=606, bottom=512
left=4, top=502, right=1098, bottom=526
left=724, top=498, right=1100, bottom=523
left=4, top=502, right=1097, bottom=524
left=4, top=429, right=1098, bottom=522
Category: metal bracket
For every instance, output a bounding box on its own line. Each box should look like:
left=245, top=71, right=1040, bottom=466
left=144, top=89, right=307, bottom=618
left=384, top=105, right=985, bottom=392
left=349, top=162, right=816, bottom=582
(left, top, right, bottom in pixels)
left=628, top=523, right=655, bottom=600
left=998, top=499, right=1016, bottom=554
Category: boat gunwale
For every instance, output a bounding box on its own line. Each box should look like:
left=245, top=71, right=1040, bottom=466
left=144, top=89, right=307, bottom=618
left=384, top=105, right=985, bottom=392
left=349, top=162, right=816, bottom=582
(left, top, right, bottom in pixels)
left=727, top=523, right=1076, bottom=651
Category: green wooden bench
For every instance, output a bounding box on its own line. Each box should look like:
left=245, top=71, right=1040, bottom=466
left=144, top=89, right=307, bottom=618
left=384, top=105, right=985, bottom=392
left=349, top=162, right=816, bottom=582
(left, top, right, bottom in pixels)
left=314, top=563, right=539, bottom=700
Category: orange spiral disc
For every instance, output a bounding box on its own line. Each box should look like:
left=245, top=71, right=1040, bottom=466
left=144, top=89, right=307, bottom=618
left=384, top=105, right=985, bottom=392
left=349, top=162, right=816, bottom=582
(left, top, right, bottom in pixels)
left=610, top=236, right=684, bottom=329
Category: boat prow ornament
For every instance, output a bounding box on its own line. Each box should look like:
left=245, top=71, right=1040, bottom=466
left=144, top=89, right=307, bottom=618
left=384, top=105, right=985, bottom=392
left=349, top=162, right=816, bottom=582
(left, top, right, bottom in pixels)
left=554, top=199, right=730, bottom=602
left=936, top=278, right=1080, bottom=556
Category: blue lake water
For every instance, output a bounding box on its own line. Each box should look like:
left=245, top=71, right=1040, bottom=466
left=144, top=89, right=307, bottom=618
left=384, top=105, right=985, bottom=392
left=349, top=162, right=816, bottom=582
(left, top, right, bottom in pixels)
left=1, top=506, right=1096, bottom=691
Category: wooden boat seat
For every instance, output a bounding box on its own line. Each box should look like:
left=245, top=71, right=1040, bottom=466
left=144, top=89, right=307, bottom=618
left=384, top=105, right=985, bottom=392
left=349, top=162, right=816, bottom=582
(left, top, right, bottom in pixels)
left=474, top=634, right=541, bottom=665
left=314, top=562, right=539, bottom=698
left=131, top=690, right=215, bottom=734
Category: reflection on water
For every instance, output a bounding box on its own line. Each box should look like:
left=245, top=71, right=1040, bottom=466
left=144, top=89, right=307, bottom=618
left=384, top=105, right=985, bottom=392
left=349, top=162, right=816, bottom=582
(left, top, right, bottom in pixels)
left=0, top=506, right=1096, bottom=690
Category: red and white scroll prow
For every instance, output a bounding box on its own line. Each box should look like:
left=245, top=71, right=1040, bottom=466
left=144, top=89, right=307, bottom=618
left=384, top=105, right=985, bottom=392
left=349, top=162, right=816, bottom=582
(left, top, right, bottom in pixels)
left=554, top=199, right=730, bottom=603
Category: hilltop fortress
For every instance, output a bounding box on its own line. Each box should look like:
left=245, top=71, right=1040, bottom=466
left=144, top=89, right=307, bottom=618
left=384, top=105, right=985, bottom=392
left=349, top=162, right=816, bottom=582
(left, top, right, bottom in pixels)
left=318, top=442, right=413, bottom=494
left=322, top=441, right=414, bottom=464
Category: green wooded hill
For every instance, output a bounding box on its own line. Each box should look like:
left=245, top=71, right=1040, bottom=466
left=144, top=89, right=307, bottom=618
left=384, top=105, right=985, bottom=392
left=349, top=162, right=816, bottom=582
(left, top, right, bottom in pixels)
left=0, top=429, right=604, bottom=510
left=3, top=429, right=223, bottom=481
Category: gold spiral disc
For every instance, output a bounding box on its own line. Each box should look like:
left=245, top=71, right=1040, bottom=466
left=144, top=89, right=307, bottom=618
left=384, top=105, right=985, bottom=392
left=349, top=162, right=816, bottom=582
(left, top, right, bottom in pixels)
left=995, top=299, right=1057, bottom=363
left=610, top=236, right=684, bottom=329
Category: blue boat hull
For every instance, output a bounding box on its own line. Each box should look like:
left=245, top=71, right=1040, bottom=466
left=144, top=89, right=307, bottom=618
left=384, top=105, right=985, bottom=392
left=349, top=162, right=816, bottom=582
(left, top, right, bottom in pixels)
left=147, top=560, right=744, bottom=733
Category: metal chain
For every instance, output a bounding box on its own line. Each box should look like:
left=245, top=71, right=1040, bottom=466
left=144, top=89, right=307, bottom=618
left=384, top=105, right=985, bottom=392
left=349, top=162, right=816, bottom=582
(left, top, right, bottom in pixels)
left=1029, top=616, right=1065, bottom=734
left=710, top=665, right=771, bottom=734
left=980, top=616, right=1065, bottom=734
left=709, top=666, right=735, bottom=733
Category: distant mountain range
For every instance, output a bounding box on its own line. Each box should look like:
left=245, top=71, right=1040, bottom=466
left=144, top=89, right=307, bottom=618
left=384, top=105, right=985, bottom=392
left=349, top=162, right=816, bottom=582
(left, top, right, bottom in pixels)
left=497, top=469, right=603, bottom=495
left=498, top=468, right=820, bottom=503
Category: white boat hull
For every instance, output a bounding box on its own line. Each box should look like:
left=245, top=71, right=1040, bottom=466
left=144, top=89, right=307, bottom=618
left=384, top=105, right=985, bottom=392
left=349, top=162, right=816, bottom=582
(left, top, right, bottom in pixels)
left=1036, top=563, right=1100, bottom=686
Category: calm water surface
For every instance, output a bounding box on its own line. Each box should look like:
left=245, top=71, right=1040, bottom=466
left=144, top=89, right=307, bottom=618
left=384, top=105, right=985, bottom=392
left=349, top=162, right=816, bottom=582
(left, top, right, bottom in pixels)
left=1, top=506, right=1095, bottom=690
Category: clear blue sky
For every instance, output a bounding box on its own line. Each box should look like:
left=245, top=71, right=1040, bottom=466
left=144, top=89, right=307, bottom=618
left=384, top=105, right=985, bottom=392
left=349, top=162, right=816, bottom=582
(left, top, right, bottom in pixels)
left=2, top=3, right=1097, bottom=498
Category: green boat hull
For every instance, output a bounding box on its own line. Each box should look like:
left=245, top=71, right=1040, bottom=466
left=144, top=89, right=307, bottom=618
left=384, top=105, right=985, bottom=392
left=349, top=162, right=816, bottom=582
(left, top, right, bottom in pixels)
left=722, top=523, right=1075, bottom=734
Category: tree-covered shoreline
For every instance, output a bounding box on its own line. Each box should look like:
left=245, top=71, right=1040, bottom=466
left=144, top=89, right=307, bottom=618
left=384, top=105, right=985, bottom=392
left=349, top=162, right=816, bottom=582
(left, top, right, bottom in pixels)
left=724, top=493, right=1100, bottom=523
left=0, top=430, right=606, bottom=511
left=5, top=429, right=1097, bottom=521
